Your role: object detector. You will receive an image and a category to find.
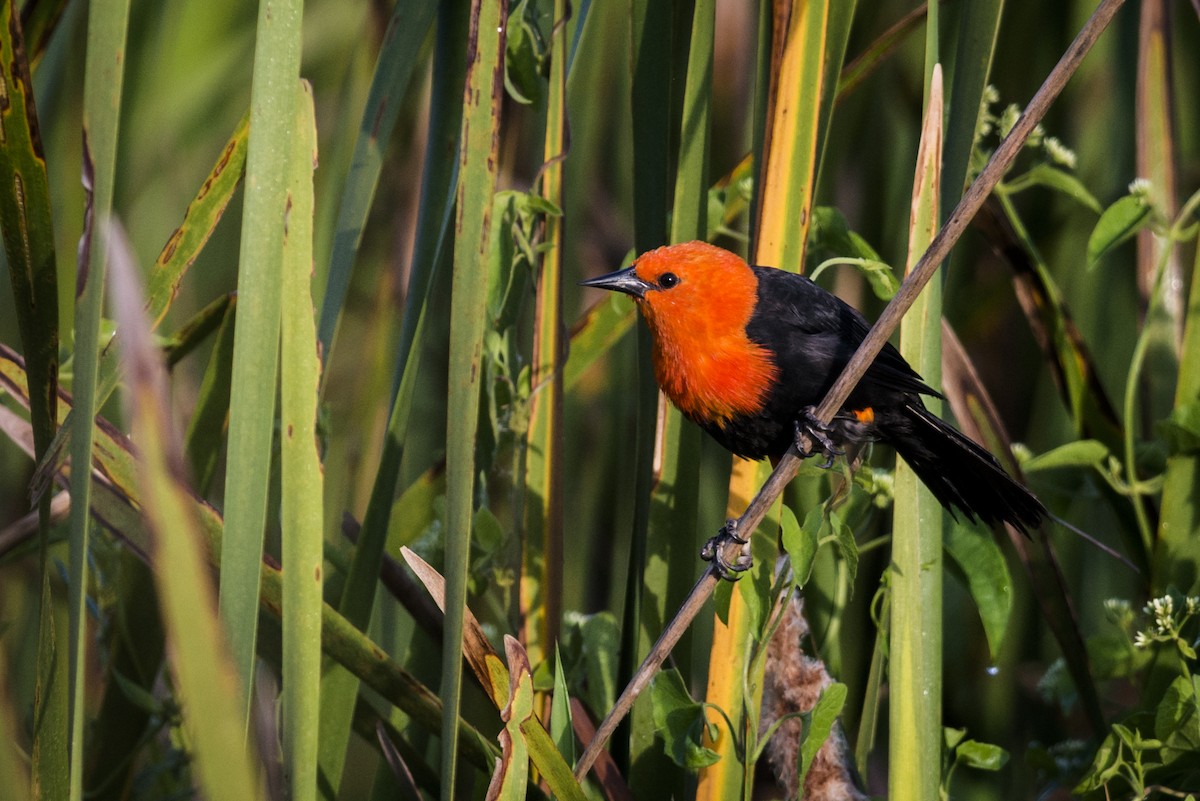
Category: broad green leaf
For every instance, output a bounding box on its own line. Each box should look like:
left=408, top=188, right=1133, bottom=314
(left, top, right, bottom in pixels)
left=1021, top=439, right=1110, bottom=472
left=1087, top=193, right=1153, bottom=266
left=1074, top=730, right=1123, bottom=793
left=1156, top=676, right=1200, bottom=765
left=32, top=574, right=69, bottom=800
left=807, top=206, right=883, bottom=263
left=810, top=257, right=899, bottom=301
left=798, top=682, right=848, bottom=789
left=504, top=0, right=547, bottom=105
left=955, top=739, right=1010, bottom=771
left=944, top=520, right=1012, bottom=660
left=782, top=505, right=821, bottom=588
left=1004, top=163, right=1102, bottom=213
left=830, top=510, right=859, bottom=588
left=650, top=668, right=721, bottom=770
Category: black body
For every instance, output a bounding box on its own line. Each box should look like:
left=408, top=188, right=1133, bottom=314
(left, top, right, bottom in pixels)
left=697, top=266, right=1046, bottom=534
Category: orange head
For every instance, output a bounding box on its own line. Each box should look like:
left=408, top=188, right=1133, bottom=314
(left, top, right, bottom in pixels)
left=580, top=241, right=778, bottom=426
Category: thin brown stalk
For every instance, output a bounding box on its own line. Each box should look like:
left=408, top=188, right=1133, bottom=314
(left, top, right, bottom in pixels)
left=572, top=0, right=1127, bottom=781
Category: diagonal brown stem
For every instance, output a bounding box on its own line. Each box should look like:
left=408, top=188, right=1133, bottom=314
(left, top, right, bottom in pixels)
left=572, top=0, right=1128, bottom=783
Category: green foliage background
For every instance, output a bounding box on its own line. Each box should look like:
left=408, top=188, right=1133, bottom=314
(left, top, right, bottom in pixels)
left=0, top=0, right=1198, bottom=799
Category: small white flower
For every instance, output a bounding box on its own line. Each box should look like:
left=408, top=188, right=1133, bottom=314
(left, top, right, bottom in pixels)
left=1044, top=137, right=1077, bottom=170
left=1134, top=631, right=1150, bottom=649
left=1186, top=596, right=1200, bottom=615
left=998, top=104, right=1021, bottom=138
left=1128, top=178, right=1153, bottom=198
left=1027, top=124, right=1045, bottom=149
left=1151, top=595, right=1173, bottom=617
left=983, top=85, right=1000, bottom=105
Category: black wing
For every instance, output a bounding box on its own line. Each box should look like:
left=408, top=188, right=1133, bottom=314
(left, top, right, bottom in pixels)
left=746, top=266, right=939, bottom=409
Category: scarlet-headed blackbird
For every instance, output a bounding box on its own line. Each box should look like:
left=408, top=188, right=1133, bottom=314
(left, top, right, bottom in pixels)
left=582, top=241, right=1045, bottom=574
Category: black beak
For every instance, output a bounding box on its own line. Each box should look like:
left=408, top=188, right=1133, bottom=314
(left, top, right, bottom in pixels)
left=579, top=266, right=653, bottom=299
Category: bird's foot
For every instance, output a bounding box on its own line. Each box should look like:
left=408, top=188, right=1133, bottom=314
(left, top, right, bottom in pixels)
left=793, top=406, right=843, bottom=469
left=701, top=519, right=753, bottom=581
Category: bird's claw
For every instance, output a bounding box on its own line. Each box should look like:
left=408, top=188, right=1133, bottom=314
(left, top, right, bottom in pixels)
left=794, top=406, right=843, bottom=468
left=701, top=519, right=753, bottom=580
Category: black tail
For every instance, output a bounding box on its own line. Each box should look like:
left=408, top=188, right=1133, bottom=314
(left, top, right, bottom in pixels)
left=880, top=402, right=1046, bottom=534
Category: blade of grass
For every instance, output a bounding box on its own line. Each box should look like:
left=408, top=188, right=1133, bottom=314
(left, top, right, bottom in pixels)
left=889, top=60, right=944, bottom=801
left=0, top=348, right=503, bottom=777
left=316, top=3, right=469, bottom=794
left=941, top=0, right=1004, bottom=205
left=627, top=6, right=714, bottom=792
left=442, top=1, right=507, bottom=797
left=756, top=0, right=831, bottom=270
left=521, top=0, right=569, bottom=668
left=279, top=80, right=322, bottom=801
left=620, top=0, right=675, bottom=779
left=30, top=112, right=248, bottom=498
left=106, top=219, right=266, bottom=801
left=68, top=0, right=131, bottom=795
left=315, top=0, right=437, bottom=360
left=219, top=0, right=304, bottom=726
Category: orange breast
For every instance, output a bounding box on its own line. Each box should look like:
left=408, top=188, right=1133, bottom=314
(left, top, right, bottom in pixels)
left=632, top=244, right=779, bottom=427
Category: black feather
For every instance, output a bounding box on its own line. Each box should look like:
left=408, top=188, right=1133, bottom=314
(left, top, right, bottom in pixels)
left=702, top=265, right=1046, bottom=533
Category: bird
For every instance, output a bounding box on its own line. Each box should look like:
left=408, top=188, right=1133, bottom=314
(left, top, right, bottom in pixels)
left=581, top=240, right=1047, bottom=576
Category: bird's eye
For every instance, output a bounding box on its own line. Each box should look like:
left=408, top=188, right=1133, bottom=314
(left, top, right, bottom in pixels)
left=659, top=272, right=679, bottom=289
